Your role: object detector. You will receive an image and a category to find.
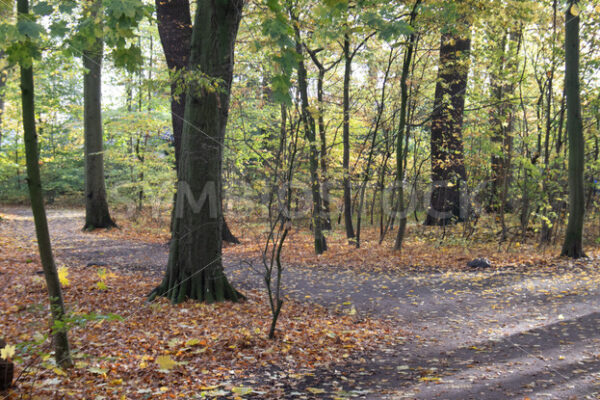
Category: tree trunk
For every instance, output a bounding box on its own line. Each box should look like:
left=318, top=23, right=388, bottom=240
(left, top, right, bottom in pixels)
left=17, top=0, right=73, bottom=368
left=156, top=0, right=239, bottom=243
left=83, top=1, right=115, bottom=230
left=342, top=32, right=355, bottom=239
left=424, top=28, right=471, bottom=226
left=316, top=68, right=332, bottom=229
left=561, top=0, right=585, bottom=258
left=150, top=0, right=244, bottom=303
left=394, top=0, right=420, bottom=250
left=0, top=54, right=6, bottom=151
left=293, top=20, right=327, bottom=254
left=154, top=0, right=191, bottom=170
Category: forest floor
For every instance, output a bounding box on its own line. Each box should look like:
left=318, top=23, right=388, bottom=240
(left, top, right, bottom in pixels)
left=2, top=206, right=600, bottom=399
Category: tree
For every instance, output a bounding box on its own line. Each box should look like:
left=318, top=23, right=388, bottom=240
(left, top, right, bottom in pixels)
left=155, top=0, right=240, bottom=244
left=394, top=0, right=421, bottom=250
left=154, top=0, right=191, bottom=171
left=561, top=0, right=585, bottom=258
left=291, top=11, right=327, bottom=255
left=424, top=16, right=471, bottom=226
left=16, top=0, right=72, bottom=368
left=149, top=0, right=244, bottom=302
left=0, top=1, right=10, bottom=151
left=340, top=16, right=374, bottom=240
left=82, top=0, right=116, bottom=230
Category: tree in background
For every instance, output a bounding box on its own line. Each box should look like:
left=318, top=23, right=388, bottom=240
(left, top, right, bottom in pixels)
left=82, top=0, right=115, bottom=230
left=424, top=7, right=471, bottom=226
left=561, top=0, right=585, bottom=258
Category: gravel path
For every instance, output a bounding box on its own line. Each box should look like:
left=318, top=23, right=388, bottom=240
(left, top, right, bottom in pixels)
left=2, top=206, right=600, bottom=399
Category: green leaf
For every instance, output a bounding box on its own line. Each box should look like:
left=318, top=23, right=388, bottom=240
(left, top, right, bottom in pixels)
left=17, top=20, right=45, bottom=39
left=32, top=1, right=53, bottom=16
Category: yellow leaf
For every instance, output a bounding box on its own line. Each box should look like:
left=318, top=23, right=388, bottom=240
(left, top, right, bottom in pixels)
left=156, top=355, right=178, bottom=370
left=109, top=378, right=123, bottom=386
left=420, top=376, right=441, bottom=382
left=185, top=338, right=201, bottom=346
left=232, top=386, right=253, bottom=395
left=53, top=367, right=67, bottom=376
left=58, top=266, right=70, bottom=287
left=307, top=387, right=326, bottom=394
left=570, top=3, right=579, bottom=16
left=199, top=385, right=219, bottom=390
left=96, top=281, right=108, bottom=290
left=0, top=344, right=16, bottom=360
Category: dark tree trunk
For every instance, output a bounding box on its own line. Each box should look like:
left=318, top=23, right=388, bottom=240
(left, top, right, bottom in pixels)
left=0, top=54, right=6, bottom=151
left=155, top=0, right=239, bottom=243
left=316, top=69, right=332, bottom=229
left=18, top=0, right=73, bottom=368
left=394, top=0, right=420, bottom=250
left=424, top=29, right=471, bottom=226
left=561, top=0, right=585, bottom=258
left=150, top=0, right=244, bottom=303
left=154, top=0, right=191, bottom=170
left=342, top=32, right=355, bottom=239
left=292, top=19, right=327, bottom=255
left=489, top=28, right=519, bottom=239
left=83, top=0, right=115, bottom=230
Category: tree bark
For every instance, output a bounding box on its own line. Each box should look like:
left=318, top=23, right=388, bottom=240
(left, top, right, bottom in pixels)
left=561, top=0, right=585, bottom=258
left=394, top=0, right=420, bottom=250
left=424, top=27, right=471, bottom=226
left=342, top=32, right=355, bottom=239
left=292, top=18, right=327, bottom=254
left=0, top=54, right=6, bottom=151
left=155, top=0, right=191, bottom=171
left=150, top=0, right=244, bottom=303
left=155, top=0, right=239, bottom=243
left=17, top=0, right=73, bottom=368
left=83, top=0, right=115, bottom=230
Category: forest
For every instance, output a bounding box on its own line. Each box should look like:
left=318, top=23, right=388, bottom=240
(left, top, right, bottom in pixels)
left=1, top=0, right=600, bottom=398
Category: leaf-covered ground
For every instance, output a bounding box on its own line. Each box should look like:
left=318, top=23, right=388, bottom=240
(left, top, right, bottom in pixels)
left=0, top=207, right=400, bottom=399
left=3, top=206, right=600, bottom=399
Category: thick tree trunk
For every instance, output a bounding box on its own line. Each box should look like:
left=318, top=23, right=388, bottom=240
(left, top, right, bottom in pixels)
left=424, top=29, right=471, bottom=226
left=293, top=21, right=327, bottom=254
left=561, top=0, right=585, bottom=258
left=18, top=0, right=73, bottom=368
left=83, top=2, right=115, bottom=230
left=155, top=0, right=239, bottom=243
left=150, top=0, right=244, bottom=303
left=342, top=33, right=355, bottom=239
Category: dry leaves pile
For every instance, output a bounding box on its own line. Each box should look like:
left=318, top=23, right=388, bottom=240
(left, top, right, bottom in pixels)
left=0, top=232, right=402, bottom=399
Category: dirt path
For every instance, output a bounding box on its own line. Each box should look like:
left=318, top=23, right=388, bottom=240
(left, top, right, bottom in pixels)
left=2, top=206, right=600, bottom=399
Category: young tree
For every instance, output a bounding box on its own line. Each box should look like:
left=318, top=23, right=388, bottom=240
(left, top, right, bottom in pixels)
left=16, top=0, right=72, bottom=368
left=424, top=18, right=471, bottom=226
left=149, top=0, right=244, bottom=302
left=291, top=11, right=327, bottom=254
left=82, top=0, right=116, bottom=230
left=394, top=0, right=421, bottom=250
left=561, top=0, right=585, bottom=258
left=0, top=2, right=10, bottom=151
